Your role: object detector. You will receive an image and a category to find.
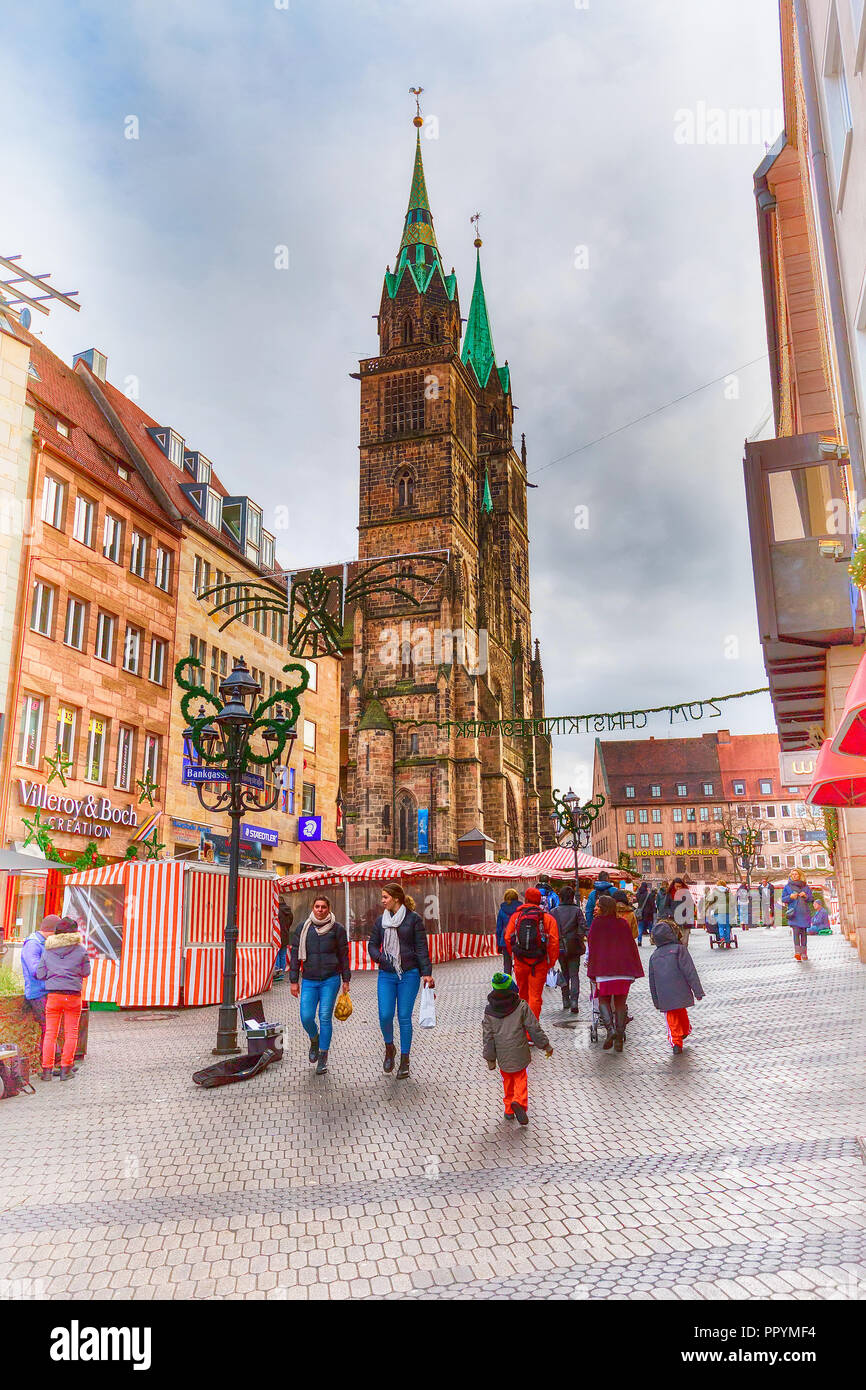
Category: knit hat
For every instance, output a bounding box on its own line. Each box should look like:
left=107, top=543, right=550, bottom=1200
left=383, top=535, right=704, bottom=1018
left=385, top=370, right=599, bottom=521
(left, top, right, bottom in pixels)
left=39, top=914, right=65, bottom=934
left=524, top=886, right=542, bottom=905
left=491, top=972, right=516, bottom=991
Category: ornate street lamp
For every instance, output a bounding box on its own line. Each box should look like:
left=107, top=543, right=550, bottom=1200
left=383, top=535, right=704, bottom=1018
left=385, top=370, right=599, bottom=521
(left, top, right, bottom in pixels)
left=723, top=823, right=763, bottom=890
left=180, top=655, right=307, bottom=1054
left=550, top=788, right=606, bottom=890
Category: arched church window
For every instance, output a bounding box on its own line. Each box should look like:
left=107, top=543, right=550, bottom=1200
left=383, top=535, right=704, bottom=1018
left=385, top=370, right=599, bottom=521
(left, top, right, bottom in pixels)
left=430, top=315, right=441, bottom=343
left=397, top=791, right=416, bottom=854
left=397, top=470, right=414, bottom=509
left=490, top=408, right=498, bottom=434
left=402, top=317, right=413, bottom=345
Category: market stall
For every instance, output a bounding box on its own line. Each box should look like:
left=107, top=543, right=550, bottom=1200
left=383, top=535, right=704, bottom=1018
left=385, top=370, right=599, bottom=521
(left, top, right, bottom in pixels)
left=62, top=860, right=279, bottom=1007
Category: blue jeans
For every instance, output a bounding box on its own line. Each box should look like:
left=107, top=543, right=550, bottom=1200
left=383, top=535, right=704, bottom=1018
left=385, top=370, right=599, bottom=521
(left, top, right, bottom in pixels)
left=718, top=922, right=732, bottom=944
left=377, top=968, right=421, bottom=1054
left=274, top=947, right=287, bottom=973
left=300, top=973, right=341, bottom=1052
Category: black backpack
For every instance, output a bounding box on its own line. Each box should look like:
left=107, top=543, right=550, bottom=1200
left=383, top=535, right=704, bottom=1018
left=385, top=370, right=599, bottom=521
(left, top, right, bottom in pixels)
left=511, top=907, right=548, bottom=963
left=0, top=1043, right=34, bottom=1099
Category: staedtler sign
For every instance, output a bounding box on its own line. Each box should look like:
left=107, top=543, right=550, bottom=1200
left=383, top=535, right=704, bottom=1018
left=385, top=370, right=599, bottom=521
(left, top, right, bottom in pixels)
left=17, top=781, right=140, bottom=840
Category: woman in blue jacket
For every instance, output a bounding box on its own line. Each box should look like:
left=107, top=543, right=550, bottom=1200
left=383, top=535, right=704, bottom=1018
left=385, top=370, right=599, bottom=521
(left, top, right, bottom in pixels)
left=496, top=890, right=521, bottom=975
left=781, top=870, right=814, bottom=960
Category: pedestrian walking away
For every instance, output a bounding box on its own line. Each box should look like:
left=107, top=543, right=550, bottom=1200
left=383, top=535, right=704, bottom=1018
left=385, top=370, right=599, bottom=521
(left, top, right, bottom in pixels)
left=585, top=872, right=616, bottom=926
left=585, top=894, right=643, bottom=1051
left=551, top=885, right=586, bottom=1013
left=34, top=918, right=90, bottom=1080
left=705, top=880, right=734, bottom=948
left=20, top=913, right=64, bottom=1075
left=274, top=900, right=293, bottom=980
left=496, top=888, right=521, bottom=977
left=781, top=870, right=814, bottom=961
left=368, top=883, right=434, bottom=1079
left=535, top=874, right=560, bottom=912
left=482, top=972, right=552, bottom=1126
left=289, top=895, right=350, bottom=1075
left=613, top=890, right=638, bottom=940
left=637, top=881, right=656, bottom=945
left=648, top=920, right=705, bottom=1053
left=505, top=887, right=560, bottom=1022
left=656, top=876, right=696, bottom=951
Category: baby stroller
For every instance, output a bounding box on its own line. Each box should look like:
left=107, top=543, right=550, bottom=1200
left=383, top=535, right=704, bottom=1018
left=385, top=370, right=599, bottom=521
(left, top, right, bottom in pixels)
left=588, top=978, right=601, bottom=1043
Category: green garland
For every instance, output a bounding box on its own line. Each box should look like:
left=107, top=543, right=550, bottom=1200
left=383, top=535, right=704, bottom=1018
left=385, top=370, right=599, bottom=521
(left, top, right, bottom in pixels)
left=176, top=656, right=309, bottom=766
left=848, top=533, right=866, bottom=588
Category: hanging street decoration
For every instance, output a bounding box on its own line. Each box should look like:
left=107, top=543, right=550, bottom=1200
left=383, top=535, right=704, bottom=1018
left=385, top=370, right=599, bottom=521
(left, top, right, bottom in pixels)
left=136, top=771, right=160, bottom=807
left=44, top=745, right=74, bottom=788
left=138, top=829, right=165, bottom=861
left=551, top=789, right=605, bottom=845
left=392, top=686, right=771, bottom=738
left=176, top=655, right=309, bottom=768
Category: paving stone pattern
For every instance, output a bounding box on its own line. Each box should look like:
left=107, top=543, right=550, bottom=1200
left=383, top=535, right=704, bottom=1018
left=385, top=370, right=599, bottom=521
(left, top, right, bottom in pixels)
left=1, top=928, right=865, bottom=1300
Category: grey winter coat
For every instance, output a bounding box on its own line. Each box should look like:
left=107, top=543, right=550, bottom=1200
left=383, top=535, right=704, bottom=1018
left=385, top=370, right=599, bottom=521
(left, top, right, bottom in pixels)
left=34, top=931, right=91, bottom=993
left=648, top=922, right=704, bottom=1012
left=482, top=990, right=550, bottom=1072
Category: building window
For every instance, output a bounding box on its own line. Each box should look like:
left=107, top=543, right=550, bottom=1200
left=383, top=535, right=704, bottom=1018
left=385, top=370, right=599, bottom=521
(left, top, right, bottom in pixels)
left=675, top=833, right=684, bottom=848
left=401, top=316, right=413, bottom=345
left=786, top=855, right=796, bottom=868
left=823, top=6, right=854, bottom=206
left=701, top=832, right=711, bottom=846
left=781, top=804, right=791, bottom=818
left=672, top=808, right=682, bottom=822
left=768, top=830, right=779, bottom=843
left=687, top=833, right=697, bottom=848
left=713, top=805, right=723, bottom=820
left=85, top=716, right=108, bottom=783
left=699, top=806, right=709, bottom=821
left=702, top=782, right=713, bottom=796
left=103, top=513, right=123, bottom=564
left=765, top=804, right=776, bottom=818
left=625, top=809, right=635, bottom=824
left=64, top=597, right=87, bottom=650
left=302, top=782, right=315, bottom=815
left=816, top=853, right=827, bottom=867
left=639, top=834, right=650, bottom=849
left=54, top=704, right=77, bottom=770
left=168, top=432, right=184, bottom=467
left=626, top=833, right=636, bottom=849
left=383, top=372, right=425, bottom=437
left=650, top=784, right=661, bottom=797
left=154, top=546, right=172, bottom=592
left=149, top=637, right=167, bottom=685
left=651, top=808, right=661, bottom=823
left=732, top=781, right=745, bottom=796
left=801, top=855, right=811, bottom=868
left=686, top=807, right=696, bottom=822
left=142, top=733, right=161, bottom=784
left=41, top=474, right=67, bottom=530
left=759, top=779, right=772, bottom=795
left=18, top=695, right=44, bottom=767
left=73, top=494, right=96, bottom=546
left=206, top=488, right=222, bottom=531
left=115, top=725, right=135, bottom=791
left=302, top=659, right=318, bottom=692
left=771, top=855, right=781, bottom=868
left=409, top=733, right=419, bottom=755
left=653, top=833, right=663, bottom=848
left=129, top=530, right=149, bottom=579
left=303, top=719, right=316, bottom=752
left=95, top=611, right=117, bottom=663
left=638, top=809, right=648, bottom=823
left=717, top=856, right=729, bottom=871
left=625, top=785, right=635, bottom=798
left=29, top=580, right=55, bottom=637
left=123, top=626, right=142, bottom=674
left=676, top=784, right=687, bottom=797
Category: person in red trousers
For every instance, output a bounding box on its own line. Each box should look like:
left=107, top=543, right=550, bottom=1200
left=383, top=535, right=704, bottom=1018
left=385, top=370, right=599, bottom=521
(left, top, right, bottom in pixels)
left=34, top=918, right=90, bottom=1080
left=482, top=972, right=552, bottom=1126
left=648, top=919, right=705, bottom=1054
left=505, top=887, right=560, bottom=1022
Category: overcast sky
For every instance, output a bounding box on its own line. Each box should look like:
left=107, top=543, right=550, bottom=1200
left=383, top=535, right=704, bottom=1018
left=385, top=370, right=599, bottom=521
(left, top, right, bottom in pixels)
left=2, top=0, right=784, bottom=793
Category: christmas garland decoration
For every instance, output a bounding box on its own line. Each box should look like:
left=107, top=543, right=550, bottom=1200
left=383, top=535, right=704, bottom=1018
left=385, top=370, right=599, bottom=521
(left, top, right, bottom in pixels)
left=175, top=656, right=309, bottom=766
left=391, top=686, right=770, bottom=737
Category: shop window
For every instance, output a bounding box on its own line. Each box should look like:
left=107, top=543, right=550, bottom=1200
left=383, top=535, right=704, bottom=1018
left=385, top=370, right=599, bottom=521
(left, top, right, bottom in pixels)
left=18, top=695, right=44, bottom=768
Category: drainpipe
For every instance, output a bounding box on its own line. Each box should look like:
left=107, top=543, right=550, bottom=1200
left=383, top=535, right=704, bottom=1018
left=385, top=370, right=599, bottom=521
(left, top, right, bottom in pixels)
left=794, top=0, right=866, bottom=507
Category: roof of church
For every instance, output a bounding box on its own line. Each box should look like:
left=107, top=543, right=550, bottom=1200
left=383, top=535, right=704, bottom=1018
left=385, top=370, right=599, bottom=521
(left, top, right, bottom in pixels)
left=461, top=247, right=510, bottom=394
left=384, top=130, right=457, bottom=302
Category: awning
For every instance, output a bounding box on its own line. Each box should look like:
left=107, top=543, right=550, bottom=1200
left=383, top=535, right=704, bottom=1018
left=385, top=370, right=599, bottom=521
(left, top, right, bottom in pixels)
left=805, top=739, right=866, bottom=808
left=299, top=840, right=354, bottom=870
left=830, top=649, right=866, bottom=757
left=278, top=857, right=448, bottom=891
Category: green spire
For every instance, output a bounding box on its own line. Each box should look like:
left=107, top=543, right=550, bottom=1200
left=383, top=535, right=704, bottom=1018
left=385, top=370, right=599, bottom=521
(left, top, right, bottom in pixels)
left=481, top=468, right=493, bottom=515
left=461, top=245, right=510, bottom=394
left=384, top=124, right=457, bottom=302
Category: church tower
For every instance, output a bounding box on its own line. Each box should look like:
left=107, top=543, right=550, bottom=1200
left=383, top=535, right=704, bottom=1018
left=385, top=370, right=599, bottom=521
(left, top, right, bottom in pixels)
left=345, top=107, right=553, bottom=861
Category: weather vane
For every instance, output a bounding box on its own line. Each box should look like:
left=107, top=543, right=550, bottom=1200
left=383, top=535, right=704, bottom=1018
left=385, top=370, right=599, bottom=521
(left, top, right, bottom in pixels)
left=409, top=86, right=424, bottom=125
left=470, top=212, right=482, bottom=248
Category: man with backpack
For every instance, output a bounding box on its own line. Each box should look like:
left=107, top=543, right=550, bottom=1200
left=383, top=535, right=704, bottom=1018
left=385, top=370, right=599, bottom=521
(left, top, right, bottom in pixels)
left=535, top=874, right=560, bottom=912
left=505, top=887, right=560, bottom=1022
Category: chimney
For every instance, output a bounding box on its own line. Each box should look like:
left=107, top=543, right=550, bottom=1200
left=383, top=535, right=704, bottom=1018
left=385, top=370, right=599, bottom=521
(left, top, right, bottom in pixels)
left=716, top=729, right=731, bottom=744
left=73, top=348, right=107, bottom=382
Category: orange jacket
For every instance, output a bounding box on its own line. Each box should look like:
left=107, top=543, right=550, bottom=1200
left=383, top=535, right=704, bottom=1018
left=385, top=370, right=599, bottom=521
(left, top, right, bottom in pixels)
left=506, top=908, right=560, bottom=968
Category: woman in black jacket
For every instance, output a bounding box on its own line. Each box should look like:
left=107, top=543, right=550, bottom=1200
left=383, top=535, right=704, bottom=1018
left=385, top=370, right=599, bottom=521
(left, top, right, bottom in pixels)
left=368, top=882, right=434, bottom=1079
left=289, top=895, right=350, bottom=1075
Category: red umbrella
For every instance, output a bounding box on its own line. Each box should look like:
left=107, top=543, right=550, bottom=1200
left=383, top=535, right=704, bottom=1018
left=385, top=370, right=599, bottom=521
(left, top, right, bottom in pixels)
left=830, top=649, right=866, bottom=756
left=805, top=739, right=866, bottom=807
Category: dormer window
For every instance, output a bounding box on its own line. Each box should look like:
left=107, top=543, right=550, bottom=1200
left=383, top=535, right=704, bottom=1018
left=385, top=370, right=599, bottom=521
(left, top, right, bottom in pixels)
left=56, top=419, right=70, bottom=438
left=206, top=488, right=221, bottom=531
left=261, top=532, right=275, bottom=570
left=168, top=431, right=184, bottom=467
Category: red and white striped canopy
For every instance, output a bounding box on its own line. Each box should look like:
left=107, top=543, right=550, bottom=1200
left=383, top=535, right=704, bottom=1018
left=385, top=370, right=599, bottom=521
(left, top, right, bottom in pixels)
left=457, top=848, right=617, bottom=881
left=277, top=857, right=449, bottom=892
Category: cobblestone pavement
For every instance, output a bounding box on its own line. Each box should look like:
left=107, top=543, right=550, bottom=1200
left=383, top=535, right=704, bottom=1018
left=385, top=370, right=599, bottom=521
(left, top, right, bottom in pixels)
left=2, top=927, right=865, bottom=1300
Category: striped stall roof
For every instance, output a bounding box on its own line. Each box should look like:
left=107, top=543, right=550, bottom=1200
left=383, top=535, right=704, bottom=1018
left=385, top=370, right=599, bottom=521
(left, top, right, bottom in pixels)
left=278, top=858, right=449, bottom=892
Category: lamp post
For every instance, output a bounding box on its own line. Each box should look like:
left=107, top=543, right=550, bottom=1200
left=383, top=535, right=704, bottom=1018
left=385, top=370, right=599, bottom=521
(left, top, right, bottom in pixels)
left=550, top=788, right=605, bottom=892
left=182, top=656, right=300, bottom=1054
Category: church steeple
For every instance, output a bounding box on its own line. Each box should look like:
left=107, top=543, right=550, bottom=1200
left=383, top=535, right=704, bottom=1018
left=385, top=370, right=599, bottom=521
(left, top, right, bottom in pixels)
left=383, top=101, right=457, bottom=303
left=461, top=232, right=510, bottom=394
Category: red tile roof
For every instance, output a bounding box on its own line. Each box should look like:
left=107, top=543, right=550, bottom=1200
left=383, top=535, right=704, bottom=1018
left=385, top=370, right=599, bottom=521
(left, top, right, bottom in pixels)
left=596, top=734, right=722, bottom=804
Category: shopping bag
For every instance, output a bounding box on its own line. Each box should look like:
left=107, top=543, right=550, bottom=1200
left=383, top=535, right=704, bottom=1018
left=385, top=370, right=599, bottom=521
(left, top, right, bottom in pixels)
left=546, top=968, right=562, bottom=989
left=333, top=991, right=353, bottom=1022
left=418, top=983, right=436, bottom=1028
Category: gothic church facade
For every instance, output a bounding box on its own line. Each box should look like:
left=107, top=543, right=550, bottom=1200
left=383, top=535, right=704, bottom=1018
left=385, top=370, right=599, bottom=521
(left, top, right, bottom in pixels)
left=343, top=116, right=553, bottom=861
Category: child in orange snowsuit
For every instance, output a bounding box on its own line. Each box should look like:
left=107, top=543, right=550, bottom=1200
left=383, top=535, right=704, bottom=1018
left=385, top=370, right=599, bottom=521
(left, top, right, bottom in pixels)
left=505, top=887, right=560, bottom=1021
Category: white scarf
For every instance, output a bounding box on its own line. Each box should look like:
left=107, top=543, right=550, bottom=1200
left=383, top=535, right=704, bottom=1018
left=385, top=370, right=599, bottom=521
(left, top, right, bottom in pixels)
left=382, top=904, right=406, bottom=977
left=298, top=910, right=335, bottom=964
